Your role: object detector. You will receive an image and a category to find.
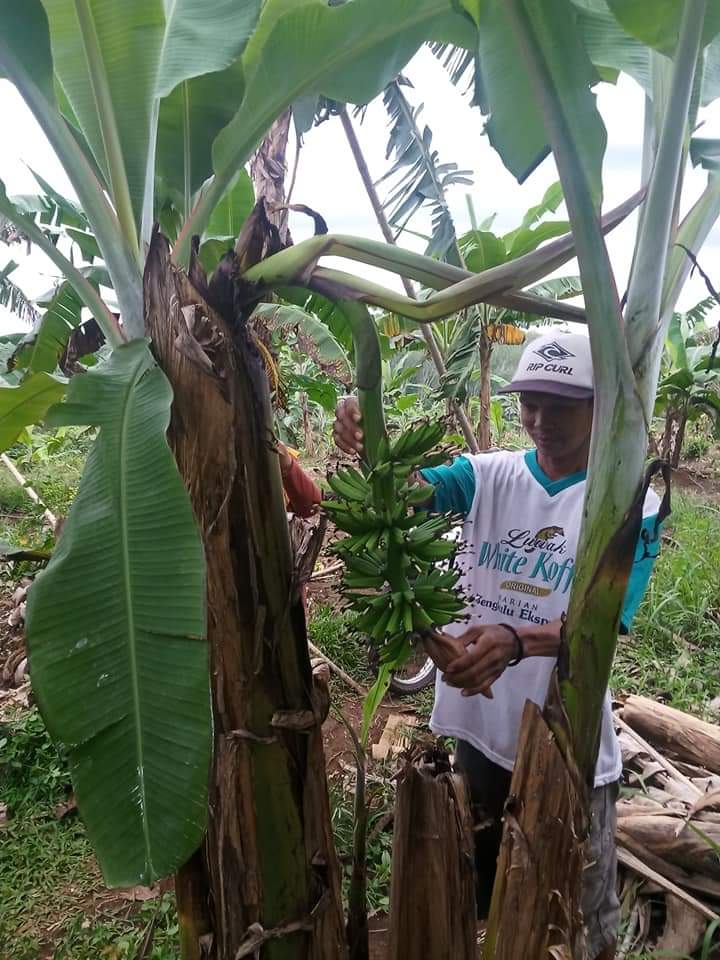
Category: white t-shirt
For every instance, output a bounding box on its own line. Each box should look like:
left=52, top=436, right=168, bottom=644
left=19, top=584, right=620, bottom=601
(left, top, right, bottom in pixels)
left=421, top=449, right=661, bottom=787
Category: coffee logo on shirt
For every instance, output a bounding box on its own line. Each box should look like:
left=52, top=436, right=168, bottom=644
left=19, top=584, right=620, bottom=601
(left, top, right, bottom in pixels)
left=501, top=526, right=566, bottom=554
left=476, top=524, right=575, bottom=594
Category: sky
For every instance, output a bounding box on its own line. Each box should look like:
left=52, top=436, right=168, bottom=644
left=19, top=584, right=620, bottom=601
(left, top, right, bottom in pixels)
left=1, top=45, right=720, bottom=334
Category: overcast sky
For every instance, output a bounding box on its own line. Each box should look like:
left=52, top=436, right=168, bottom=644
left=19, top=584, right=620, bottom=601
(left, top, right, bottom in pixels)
left=1, top=46, right=719, bottom=333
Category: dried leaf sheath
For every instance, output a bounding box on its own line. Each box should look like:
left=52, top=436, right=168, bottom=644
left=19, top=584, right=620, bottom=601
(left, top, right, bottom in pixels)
left=144, top=231, right=346, bottom=960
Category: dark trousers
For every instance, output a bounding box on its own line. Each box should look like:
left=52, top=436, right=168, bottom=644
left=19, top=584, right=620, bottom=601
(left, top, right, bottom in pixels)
left=454, top=739, right=513, bottom=918
left=454, top=739, right=621, bottom=959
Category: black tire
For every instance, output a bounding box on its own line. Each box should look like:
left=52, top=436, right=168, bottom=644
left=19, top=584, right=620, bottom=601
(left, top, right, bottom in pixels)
left=367, top=646, right=437, bottom=696
left=388, top=654, right=436, bottom=695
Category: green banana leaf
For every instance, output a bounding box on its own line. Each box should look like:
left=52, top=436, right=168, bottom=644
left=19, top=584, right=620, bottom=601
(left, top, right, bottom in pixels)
left=26, top=340, right=209, bottom=887
left=475, top=0, right=551, bottom=184
left=690, top=137, right=720, bottom=171
left=0, top=260, right=39, bottom=327
left=65, top=228, right=102, bottom=262
left=606, top=0, right=720, bottom=55
left=10, top=266, right=111, bottom=376
left=39, top=0, right=262, bottom=231
left=204, top=172, right=254, bottom=240
left=477, top=0, right=606, bottom=208
left=0, top=539, right=52, bottom=562
left=156, top=61, right=249, bottom=209
left=0, top=372, right=66, bottom=450
left=459, top=230, right=507, bottom=273
left=193, top=169, right=255, bottom=273
left=573, top=0, right=651, bottom=95
left=253, top=301, right=351, bottom=378
left=12, top=284, right=85, bottom=375
left=503, top=220, right=572, bottom=260
left=191, top=0, right=466, bottom=249
left=519, top=181, right=564, bottom=228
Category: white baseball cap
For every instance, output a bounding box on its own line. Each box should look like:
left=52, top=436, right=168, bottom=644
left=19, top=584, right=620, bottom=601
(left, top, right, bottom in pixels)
left=498, top=331, right=594, bottom=400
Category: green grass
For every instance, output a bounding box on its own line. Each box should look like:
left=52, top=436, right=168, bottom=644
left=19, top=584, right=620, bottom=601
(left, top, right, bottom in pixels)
left=2, top=478, right=718, bottom=956
left=613, top=494, right=720, bottom=716
left=0, top=428, right=90, bottom=549
left=329, top=776, right=394, bottom=915
left=0, top=707, right=180, bottom=960
left=308, top=602, right=372, bottom=683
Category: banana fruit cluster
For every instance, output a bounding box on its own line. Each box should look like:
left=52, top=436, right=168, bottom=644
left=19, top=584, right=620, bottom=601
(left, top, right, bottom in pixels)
left=323, top=421, right=467, bottom=668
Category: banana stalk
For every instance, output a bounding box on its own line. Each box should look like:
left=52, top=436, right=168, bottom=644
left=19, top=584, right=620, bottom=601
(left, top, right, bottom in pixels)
left=243, top=187, right=642, bottom=326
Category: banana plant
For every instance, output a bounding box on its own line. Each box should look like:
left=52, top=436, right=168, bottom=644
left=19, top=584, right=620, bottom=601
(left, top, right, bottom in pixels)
left=455, top=1, right=720, bottom=956
left=442, top=190, right=582, bottom=446
left=1, top=3, right=718, bottom=960
left=656, top=300, right=720, bottom=466
left=0, top=3, right=521, bottom=958
left=0, top=260, right=39, bottom=326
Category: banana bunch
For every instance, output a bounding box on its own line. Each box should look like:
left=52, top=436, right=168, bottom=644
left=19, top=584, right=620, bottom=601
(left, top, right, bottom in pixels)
left=323, top=420, right=467, bottom=668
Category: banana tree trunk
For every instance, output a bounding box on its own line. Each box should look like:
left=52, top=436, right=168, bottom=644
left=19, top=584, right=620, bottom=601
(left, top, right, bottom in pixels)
left=477, top=328, right=492, bottom=451
left=482, top=699, right=587, bottom=960
left=144, top=231, right=347, bottom=960
left=662, top=408, right=677, bottom=461
left=251, top=109, right=293, bottom=245
left=388, top=751, right=477, bottom=960
left=671, top=405, right=689, bottom=468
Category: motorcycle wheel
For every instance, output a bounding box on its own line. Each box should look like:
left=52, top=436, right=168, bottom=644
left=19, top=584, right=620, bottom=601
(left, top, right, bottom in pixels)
left=367, top=645, right=437, bottom=695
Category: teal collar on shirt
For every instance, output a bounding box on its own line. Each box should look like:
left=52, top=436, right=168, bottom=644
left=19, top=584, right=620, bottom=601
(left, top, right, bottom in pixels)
left=524, top=449, right=586, bottom=497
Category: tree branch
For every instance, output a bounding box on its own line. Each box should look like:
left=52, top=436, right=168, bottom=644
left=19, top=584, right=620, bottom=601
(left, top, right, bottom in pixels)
left=339, top=106, right=479, bottom=452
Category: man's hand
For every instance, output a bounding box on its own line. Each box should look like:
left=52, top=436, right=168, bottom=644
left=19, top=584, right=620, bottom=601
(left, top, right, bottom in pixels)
left=422, top=630, right=467, bottom=674
left=333, top=397, right=364, bottom=457
left=442, top=624, right=519, bottom=698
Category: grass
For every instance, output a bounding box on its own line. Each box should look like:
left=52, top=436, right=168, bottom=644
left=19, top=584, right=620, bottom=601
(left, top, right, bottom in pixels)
left=2, top=445, right=718, bottom=956
left=0, top=707, right=180, bottom=959
left=0, top=428, right=90, bottom=549
left=308, top=602, right=372, bottom=683
left=612, top=494, right=720, bottom=717
left=330, top=775, right=394, bottom=915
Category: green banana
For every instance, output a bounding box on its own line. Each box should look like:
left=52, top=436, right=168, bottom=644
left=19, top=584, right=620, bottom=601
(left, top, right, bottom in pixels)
left=408, top=540, right=457, bottom=562
left=405, top=482, right=434, bottom=506
left=411, top=604, right=434, bottom=631
left=391, top=421, right=445, bottom=461
left=324, top=413, right=471, bottom=658
left=344, top=572, right=386, bottom=590
left=327, top=471, right=370, bottom=503
left=345, top=554, right=384, bottom=577
left=369, top=603, right=394, bottom=642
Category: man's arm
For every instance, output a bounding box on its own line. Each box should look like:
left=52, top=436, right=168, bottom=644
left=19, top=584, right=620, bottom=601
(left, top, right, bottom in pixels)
left=332, top=397, right=474, bottom=515
left=619, top=513, right=663, bottom=632
left=438, top=619, right=562, bottom=698
left=279, top=444, right=321, bottom=518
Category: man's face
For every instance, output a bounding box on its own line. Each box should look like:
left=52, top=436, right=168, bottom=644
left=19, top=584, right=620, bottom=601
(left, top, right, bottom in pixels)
left=519, top=392, right=593, bottom=461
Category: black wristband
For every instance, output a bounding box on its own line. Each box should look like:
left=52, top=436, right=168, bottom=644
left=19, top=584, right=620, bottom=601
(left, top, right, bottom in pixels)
left=499, top=623, right=525, bottom=666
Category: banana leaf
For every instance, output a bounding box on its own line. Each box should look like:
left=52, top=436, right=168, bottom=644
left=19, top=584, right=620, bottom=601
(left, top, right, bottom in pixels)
left=26, top=340, right=209, bottom=887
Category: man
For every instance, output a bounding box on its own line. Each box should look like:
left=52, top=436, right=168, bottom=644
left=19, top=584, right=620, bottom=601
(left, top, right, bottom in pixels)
left=333, top=331, right=661, bottom=960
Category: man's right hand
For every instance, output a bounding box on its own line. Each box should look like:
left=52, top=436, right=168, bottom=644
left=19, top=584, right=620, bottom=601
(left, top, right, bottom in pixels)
left=423, top=630, right=494, bottom=699
left=422, top=631, right=466, bottom=674
left=333, top=397, right=365, bottom=458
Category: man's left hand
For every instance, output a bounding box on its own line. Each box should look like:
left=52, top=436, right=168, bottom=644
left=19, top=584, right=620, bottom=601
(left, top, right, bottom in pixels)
left=442, top=624, right=519, bottom=698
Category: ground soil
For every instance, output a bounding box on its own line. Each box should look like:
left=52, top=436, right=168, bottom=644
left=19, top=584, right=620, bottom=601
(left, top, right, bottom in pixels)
left=2, top=454, right=718, bottom=957
left=322, top=694, right=422, bottom=775
left=672, top=461, right=720, bottom=503
left=0, top=589, right=25, bottom=690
